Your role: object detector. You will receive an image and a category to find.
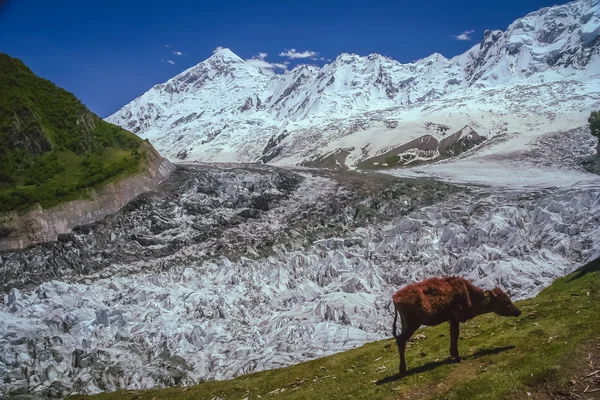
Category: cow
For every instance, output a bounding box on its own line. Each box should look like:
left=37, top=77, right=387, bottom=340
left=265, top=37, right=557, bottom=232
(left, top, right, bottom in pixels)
left=391, top=276, right=521, bottom=376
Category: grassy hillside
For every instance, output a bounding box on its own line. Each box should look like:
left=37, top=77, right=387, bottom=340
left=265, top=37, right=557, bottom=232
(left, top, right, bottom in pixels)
left=0, top=53, right=149, bottom=213
left=71, top=258, right=600, bottom=400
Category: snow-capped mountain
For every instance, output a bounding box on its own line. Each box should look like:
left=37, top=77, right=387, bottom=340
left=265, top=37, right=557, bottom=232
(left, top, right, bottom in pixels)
left=107, top=0, right=600, bottom=166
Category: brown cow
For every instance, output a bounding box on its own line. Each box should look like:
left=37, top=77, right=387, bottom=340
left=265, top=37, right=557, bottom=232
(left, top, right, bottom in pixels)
left=392, top=276, right=521, bottom=375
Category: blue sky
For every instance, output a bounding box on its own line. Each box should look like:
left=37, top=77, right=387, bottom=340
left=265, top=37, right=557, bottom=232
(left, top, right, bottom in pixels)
left=0, top=0, right=571, bottom=117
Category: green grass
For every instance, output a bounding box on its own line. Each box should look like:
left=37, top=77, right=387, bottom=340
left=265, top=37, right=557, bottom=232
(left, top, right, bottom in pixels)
left=70, top=258, right=600, bottom=400
left=0, top=53, right=149, bottom=214
left=0, top=147, right=148, bottom=212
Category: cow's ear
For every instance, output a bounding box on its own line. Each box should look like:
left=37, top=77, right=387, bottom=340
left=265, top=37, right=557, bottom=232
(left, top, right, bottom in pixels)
left=482, top=290, right=492, bottom=306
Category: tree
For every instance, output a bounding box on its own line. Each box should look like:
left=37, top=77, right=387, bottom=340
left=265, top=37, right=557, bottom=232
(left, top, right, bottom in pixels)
left=589, top=110, right=600, bottom=154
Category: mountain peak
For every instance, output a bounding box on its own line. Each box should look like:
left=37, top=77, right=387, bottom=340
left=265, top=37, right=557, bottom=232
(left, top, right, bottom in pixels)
left=160, top=47, right=255, bottom=91
left=107, top=0, right=599, bottom=163
left=334, top=53, right=361, bottom=62
left=208, top=48, right=243, bottom=62
left=419, top=52, right=448, bottom=64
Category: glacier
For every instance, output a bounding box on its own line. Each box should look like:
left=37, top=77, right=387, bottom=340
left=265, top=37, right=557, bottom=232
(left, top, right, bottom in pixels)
left=1, top=125, right=600, bottom=396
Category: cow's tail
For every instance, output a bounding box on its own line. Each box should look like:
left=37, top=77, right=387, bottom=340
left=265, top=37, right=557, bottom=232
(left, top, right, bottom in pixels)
left=392, top=302, right=399, bottom=338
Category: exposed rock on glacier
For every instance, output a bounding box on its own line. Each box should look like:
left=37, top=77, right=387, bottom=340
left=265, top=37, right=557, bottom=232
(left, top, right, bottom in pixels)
left=357, top=125, right=487, bottom=169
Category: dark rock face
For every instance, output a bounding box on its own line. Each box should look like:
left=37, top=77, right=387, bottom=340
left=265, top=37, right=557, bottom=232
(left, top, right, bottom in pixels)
left=170, top=112, right=202, bottom=128
left=239, top=97, right=254, bottom=112
left=257, top=129, right=291, bottom=164
left=176, top=149, right=188, bottom=159
left=439, top=128, right=487, bottom=158
left=238, top=208, right=261, bottom=219
left=466, top=29, right=504, bottom=84
left=359, top=126, right=486, bottom=169
left=547, top=35, right=600, bottom=68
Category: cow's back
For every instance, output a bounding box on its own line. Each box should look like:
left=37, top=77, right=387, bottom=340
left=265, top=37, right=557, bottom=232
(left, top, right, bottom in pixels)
left=393, top=277, right=473, bottom=326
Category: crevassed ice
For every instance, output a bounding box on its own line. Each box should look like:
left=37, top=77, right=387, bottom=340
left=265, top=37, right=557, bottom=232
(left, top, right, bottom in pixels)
left=1, top=180, right=599, bottom=396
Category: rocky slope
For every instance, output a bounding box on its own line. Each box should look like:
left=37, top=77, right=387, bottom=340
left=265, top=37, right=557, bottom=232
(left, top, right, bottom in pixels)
left=107, top=0, right=600, bottom=167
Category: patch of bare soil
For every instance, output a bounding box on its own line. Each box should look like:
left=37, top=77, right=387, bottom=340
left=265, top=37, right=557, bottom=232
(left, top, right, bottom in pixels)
left=530, top=341, right=600, bottom=400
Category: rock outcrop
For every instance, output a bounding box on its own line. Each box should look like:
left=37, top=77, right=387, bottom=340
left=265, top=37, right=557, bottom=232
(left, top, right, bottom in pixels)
left=359, top=125, right=486, bottom=168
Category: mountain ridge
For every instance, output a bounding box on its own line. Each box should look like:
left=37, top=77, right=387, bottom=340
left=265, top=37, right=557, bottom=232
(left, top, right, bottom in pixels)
left=106, top=0, right=600, bottom=167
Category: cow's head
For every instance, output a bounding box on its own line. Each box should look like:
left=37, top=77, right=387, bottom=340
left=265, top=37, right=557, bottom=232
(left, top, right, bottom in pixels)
left=485, top=288, right=521, bottom=317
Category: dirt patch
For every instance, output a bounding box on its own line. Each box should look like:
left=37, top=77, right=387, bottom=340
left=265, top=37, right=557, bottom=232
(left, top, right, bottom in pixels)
left=527, top=341, right=600, bottom=400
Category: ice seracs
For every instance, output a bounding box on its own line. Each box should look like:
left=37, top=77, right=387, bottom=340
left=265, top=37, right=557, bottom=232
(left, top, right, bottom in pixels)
left=1, top=162, right=599, bottom=396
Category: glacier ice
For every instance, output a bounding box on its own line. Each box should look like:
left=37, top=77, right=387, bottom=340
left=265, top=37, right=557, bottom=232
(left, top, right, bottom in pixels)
left=1, top=160, right=599, bottom=396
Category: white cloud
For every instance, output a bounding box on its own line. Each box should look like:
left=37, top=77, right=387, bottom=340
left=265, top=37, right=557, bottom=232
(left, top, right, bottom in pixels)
left=279, top=48, right=318, bottom=59
left=246, top=53, right=288, bottom=76
left=165, top=44, right=171, bottom=48
left=213, top=46, right=224, bottom=54
left=173, top=51, right=184, bottom=56
left=453, top=30, right=475, bottom=41
left=167, top=60, right=175, bottom=65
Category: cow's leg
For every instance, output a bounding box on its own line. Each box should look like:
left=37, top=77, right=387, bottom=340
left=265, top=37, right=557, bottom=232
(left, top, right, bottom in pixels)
left=449, top=319, right=460, bottom=361
left=396, top=318, right=418, bottom=376
left=392, top=303, right=398, bottom=338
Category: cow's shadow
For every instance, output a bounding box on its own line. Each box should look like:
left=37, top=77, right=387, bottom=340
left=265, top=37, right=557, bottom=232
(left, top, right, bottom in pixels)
left=375, top=345, right=515, bottom=385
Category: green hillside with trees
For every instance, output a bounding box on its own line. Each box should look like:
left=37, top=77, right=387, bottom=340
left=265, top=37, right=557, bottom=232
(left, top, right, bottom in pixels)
left=0, top=53, right=149, bottom=213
